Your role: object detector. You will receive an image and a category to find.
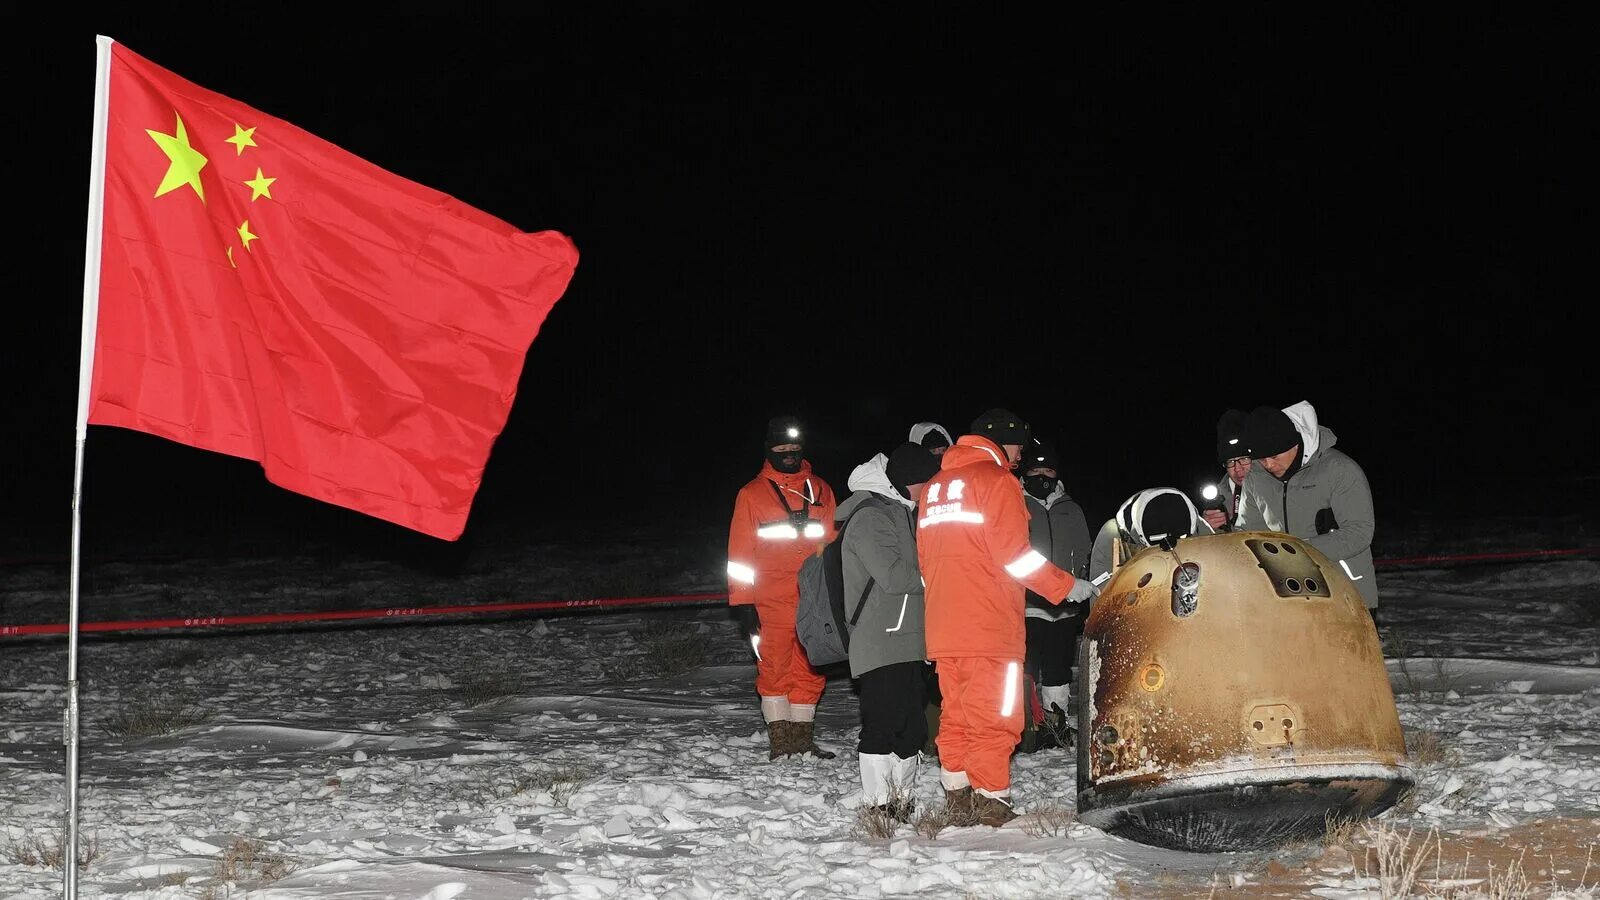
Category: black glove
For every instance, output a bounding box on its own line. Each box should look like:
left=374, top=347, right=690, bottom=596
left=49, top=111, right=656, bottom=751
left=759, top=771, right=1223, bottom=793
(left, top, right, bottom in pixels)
left=733, top=604, right=761, bottom=635
left=1315, top=508, right=1339, bottom=535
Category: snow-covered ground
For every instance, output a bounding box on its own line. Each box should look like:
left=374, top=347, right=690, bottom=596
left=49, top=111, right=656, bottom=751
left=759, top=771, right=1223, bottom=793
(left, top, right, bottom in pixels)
left=1, top=542, right=1596, bottom=898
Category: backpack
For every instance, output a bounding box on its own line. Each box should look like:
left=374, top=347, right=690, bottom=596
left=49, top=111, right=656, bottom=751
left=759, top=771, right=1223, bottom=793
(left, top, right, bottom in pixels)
left=795, top=512, right=873, bottom=668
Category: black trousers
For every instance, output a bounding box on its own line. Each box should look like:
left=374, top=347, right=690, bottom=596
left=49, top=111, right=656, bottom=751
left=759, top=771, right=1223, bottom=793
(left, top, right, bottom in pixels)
left=858, top=660, right=929, bottom=759
left=1025, top=612, right=1084, bottom=687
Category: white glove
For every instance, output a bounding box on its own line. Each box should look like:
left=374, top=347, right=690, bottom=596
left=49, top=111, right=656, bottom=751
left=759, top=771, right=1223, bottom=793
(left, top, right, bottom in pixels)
left=1064, top=577, right=1100, bottom=605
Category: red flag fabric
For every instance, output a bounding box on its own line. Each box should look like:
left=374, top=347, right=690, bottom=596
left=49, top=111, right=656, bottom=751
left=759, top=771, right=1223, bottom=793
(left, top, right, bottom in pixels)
left=91, top=42, right=578, bottom=540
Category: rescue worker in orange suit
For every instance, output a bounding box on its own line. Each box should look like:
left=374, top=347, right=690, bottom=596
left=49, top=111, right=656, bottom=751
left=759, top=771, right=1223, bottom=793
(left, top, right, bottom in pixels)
left=917, top=409, right=1100, bottom=826
left=727, top=415, right=839, bottom=760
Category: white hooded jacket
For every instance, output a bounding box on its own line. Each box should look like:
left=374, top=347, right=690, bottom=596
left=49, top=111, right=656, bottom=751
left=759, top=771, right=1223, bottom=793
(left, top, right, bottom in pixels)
left=908, top=422, right=953, bottom=451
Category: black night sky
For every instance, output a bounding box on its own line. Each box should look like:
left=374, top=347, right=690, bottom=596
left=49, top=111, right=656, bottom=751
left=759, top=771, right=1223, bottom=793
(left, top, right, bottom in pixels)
left=3, top=12, right=1594, bottom=567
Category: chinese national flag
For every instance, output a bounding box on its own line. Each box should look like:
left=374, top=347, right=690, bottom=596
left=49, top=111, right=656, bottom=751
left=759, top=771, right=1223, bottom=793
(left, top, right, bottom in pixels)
left=91, top=42, right=578, bottom=540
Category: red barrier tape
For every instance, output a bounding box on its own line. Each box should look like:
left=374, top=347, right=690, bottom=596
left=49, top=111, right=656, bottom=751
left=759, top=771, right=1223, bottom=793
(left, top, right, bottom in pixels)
left=0, top=592, right=726, bottom=637
left=1373, top=547, right=1596, bottom=567
left=2, top=546, right=1595, bottom=638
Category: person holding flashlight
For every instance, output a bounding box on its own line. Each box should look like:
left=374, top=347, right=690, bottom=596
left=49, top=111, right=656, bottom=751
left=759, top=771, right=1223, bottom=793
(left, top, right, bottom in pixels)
left=1201, top=409, right=1252, bottom=532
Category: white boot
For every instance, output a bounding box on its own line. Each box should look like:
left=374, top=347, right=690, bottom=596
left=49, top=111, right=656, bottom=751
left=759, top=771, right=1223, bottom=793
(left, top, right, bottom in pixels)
left=1039, top=684, right=1074, bottom=718
left=887, top=752, right=920, bottom=813
left=859, top=753, right=894, bottom=807
left=860, top=752, right=918, bottom=821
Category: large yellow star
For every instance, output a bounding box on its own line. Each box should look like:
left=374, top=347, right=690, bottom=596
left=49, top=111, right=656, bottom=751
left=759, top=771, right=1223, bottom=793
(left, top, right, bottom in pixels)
left=237, top=220, right=259, bottom=253
left=225, top=124, right=258, bottom=156
left=244, top=168, right=276, bottom=202
left=147, top=113, right=208, bottom=202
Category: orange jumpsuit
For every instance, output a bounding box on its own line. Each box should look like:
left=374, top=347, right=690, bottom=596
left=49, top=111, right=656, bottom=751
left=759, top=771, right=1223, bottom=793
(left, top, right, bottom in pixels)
left=727, top=460, right=837, bottom=721
left=917, top=435, right=1077, bottom=796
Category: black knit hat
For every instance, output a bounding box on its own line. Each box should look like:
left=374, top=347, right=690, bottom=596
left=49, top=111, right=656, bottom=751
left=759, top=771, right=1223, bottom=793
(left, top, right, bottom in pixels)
left=969, top=408, right=1031, bottom=447
left=1244, top=406, right=1299, bottom=458
left=1216, top=409, right=1250, bottom=463
left=1024, top=438, right=1060, bottom=473
left=886, top=443, right=941, bottom=495
left=765, top=415, right=803, bottom=449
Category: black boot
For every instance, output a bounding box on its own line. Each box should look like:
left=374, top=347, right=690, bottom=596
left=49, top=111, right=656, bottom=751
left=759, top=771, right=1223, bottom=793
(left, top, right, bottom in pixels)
left=790, top=721, right=836, bottom=759
left=973, top=793, right=1018, bottom=828
left=1041, top=702, right=1073, bottom=750
left=767, top=721, right=792, bottom=760
left=943, top=787, right=977, bottom=826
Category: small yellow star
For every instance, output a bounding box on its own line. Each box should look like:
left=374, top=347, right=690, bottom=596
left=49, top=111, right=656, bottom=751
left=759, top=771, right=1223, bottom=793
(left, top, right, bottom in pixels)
left=244, top=168, right=276, bottom=202
left=225, top=124, right=258, bottom=156
left=237, top=220, right=259, bottom=253
left=147, top=113, right=208, bottom=202
left=227, top=246, right=236, bottom=268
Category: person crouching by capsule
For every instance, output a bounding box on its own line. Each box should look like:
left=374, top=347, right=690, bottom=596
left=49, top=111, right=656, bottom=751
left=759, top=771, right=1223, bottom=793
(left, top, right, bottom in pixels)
left=1089, top=488, right=1215, bottom=585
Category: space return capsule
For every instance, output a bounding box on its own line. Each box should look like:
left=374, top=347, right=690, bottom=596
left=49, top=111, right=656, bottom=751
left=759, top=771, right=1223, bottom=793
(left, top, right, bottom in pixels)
left=1075, top=529, right=1413, bottom=852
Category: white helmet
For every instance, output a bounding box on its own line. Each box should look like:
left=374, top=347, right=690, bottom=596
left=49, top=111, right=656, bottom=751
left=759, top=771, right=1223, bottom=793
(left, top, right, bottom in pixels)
left=1115, top=488, right=1204, bottom=547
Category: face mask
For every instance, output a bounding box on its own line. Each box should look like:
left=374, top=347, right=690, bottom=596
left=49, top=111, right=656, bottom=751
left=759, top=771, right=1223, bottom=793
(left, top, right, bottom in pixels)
left=766, top=449, right=803, bottom=474
left=1022, top=474, right=1056, bottom=500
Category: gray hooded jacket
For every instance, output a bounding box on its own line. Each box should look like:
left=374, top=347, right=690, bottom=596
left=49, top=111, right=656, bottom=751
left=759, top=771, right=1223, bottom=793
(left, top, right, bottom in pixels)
left=1024, top=481, right=1091, bottom=621
left=1239, top=402, right=1379, bottom=608
left=835, top=454, right=927, bottom=678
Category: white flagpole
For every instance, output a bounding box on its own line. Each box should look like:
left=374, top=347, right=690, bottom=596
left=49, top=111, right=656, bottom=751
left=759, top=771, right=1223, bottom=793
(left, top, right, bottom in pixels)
left=66, top=34, right=114, bottom=900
